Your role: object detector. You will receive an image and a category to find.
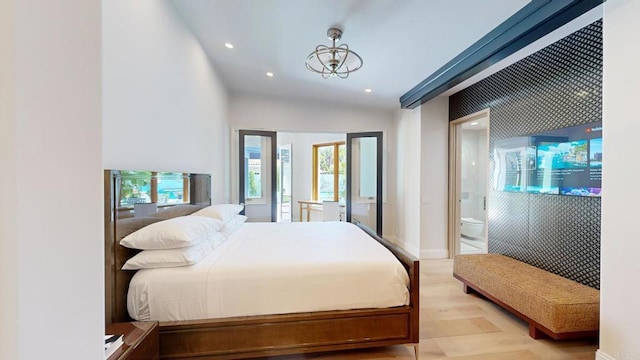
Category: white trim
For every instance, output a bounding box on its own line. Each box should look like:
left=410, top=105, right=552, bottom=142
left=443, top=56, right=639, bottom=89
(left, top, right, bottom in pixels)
left=420, top=249, right=448, bottom=259
left=449, top=108, right=490, bottom=125
left=596, top=350, right=616, bottom=360
left=393, top=237, right=420, bottom=258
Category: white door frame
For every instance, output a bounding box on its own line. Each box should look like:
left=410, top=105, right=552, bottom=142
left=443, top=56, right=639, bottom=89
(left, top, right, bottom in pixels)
left=448, top=109, right=490, bottom=257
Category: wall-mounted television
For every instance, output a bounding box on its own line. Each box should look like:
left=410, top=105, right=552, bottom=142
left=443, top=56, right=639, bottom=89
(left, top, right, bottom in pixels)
left=493, top=121, right=602, bottom=196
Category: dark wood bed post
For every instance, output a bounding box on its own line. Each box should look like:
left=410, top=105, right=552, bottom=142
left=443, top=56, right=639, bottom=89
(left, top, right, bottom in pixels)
left=104, top=170, right=139, bottom=324
left=105, top=170, right=140, bottom=324
left=355, top=221, right=420, bottom=355
left=105, top=169, right=420, bottom=359
left=104, top=170, right=115, bottom=324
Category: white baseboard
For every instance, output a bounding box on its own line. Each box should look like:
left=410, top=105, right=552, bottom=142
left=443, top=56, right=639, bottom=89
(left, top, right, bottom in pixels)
left=420, top=249, right=449, bottom=259
left=596, top=350, right=616, bottom=360
left=388, top=237, right=449, bottom=260
left=393, top=237, right=420, bottom=258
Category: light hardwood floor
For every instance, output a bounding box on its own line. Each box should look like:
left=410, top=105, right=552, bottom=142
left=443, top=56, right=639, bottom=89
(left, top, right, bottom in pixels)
left=272, top=259, right=598, bottom=360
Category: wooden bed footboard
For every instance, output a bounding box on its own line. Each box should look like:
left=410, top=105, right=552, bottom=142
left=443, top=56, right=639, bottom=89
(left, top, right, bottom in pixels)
left=159, top=307, right=415, bottom=359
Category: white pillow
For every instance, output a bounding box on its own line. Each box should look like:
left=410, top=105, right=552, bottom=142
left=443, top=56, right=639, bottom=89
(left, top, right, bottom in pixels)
left=191, top=204, right=244, bottom=222
left=208, top=230, right=227, bottom=248
left=122, top=234, right=223, bottom=270
left=120, top=215, right=223, bottom=250
left=221, top=214, right=247, bottom=237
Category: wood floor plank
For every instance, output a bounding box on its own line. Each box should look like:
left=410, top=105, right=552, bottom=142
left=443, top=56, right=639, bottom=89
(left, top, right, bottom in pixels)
left=423, top=317, right=502, bottom=339
left=268, top=259, right=598, bottom=359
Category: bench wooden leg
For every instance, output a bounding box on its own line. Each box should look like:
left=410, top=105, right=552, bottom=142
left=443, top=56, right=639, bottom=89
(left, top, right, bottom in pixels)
left=529, top=324, right=550, bottom=339
left=462, top=283, right=476, bottom=294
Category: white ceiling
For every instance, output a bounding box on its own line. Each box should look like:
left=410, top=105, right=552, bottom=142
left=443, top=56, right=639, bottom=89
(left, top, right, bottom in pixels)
left=173, top=0, right=530, bottom=111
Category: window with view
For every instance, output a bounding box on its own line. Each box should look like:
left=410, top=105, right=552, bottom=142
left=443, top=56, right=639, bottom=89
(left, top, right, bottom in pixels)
left=313, top=142, right=346, bottom=202
left=118, top=171, right=190, bottom=207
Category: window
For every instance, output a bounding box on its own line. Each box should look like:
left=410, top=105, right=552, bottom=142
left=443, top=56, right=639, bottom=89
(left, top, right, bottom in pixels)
left=243, top=135, right=270, bottom=203
left=312, top=141, right=346, bottom=202
left=118, top=171, right=189, bottom=208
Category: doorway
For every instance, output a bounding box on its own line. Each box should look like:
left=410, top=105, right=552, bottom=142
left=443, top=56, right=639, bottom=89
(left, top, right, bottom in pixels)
left=448, top=110, right=490, bottom=256
left=237, top=129, right=383, bottom=232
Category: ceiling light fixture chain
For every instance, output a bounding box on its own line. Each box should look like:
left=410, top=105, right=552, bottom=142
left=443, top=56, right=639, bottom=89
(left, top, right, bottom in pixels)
left=306, top=27, right=363, bottom=79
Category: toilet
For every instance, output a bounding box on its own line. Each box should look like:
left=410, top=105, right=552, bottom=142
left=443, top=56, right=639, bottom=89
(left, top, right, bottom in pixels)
left=461, top=217, right=484, bottom=238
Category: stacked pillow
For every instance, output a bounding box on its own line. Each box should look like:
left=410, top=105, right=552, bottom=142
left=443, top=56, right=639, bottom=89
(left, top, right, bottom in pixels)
left=120, top=204, right=247, bottom=270
left=190, top=204, right=247, bottom=237
left=120, top=215, right=224, bottom=270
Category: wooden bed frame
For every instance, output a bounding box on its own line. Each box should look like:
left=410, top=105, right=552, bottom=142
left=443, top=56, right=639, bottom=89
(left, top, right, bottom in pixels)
left=104, top=170, right=420, bottom=359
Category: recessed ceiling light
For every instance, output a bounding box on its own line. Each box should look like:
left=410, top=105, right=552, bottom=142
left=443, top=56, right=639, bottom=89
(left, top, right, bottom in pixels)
left=470, top=122, right=479, bottom=125
left=224, top=42, right=234, bottom=49
left=266, top=72, right=274, bottom=77
left=365, top=88, right=372, bottom=93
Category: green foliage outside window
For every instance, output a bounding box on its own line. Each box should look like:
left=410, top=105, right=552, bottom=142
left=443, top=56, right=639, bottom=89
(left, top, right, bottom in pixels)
left=248, top=171, right=260, bottom=198
left=120, top=171, right=152, bottom=206
left=314, top=143, right=346, bottom=201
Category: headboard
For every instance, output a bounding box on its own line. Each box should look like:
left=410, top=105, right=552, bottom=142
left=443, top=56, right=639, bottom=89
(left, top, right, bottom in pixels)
left=104, top=170, right=211, bottom=324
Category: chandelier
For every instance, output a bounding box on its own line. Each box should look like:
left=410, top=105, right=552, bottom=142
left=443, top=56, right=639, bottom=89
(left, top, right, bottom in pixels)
left=305, top=28, right=363, bottom=79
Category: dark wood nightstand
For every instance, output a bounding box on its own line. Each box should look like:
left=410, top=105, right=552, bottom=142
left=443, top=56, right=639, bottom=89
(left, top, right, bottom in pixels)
left=106, top=321, right=159, bottom=360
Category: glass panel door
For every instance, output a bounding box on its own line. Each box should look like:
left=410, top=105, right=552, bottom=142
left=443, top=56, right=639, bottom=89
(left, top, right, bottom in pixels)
left=346, top=132, right=382, bottom=235
left=239, top=130, right=277, bottom=222
left=278, top=144, right=292, bottom=222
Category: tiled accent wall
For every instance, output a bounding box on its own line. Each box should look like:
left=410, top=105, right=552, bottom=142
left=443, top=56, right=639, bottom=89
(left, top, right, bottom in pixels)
left=449, top=20, right=602, bottom=289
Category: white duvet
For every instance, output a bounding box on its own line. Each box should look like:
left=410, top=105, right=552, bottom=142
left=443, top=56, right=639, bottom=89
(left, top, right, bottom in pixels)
left=128, top=221, right=410, bottom=321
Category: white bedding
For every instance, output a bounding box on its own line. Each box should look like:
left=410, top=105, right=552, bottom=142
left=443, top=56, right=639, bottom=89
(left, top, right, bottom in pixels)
left=127, top=221, right=410, bottom=321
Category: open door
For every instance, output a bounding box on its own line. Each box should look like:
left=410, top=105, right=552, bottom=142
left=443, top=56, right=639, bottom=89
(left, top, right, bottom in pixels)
left=346, top=132, right=383, bottom=235
left=239, top=130, right=277, bottom=222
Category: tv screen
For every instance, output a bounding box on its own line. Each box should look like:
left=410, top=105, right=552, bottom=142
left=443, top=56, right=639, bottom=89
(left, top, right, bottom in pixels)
left=493, top=121, right=602, bottom=197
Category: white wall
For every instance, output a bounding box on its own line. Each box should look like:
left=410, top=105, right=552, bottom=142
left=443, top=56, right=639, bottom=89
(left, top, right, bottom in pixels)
left=229, top=93, right=397, bottom=238
left=103, top=0, right=230, bottom=202
left=598, top=1, right=640, bottom=359
left=420, top=97, right=449, bottom=259
left=0, top=1, right=104, bottom=359
left=394, top=97, right=448, bottom=259
left=0, top=1, right=18, bottom=358
left=394, top=107, right=422, bottom=256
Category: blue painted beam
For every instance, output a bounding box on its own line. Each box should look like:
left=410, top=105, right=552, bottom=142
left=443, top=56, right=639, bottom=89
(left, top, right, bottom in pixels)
left=399, top=0, right=603, bottom=109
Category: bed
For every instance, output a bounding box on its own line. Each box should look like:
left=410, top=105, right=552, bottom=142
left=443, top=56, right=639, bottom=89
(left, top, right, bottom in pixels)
left=104, top=170, right=420, bottom=359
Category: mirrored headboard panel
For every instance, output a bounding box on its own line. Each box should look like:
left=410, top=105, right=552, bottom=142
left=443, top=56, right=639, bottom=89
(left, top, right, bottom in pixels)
left=104, top=170, right=211, bottom=324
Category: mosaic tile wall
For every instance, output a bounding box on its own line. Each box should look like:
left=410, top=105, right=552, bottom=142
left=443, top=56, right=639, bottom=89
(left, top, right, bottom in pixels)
left=449, top=20, right=602, bottom=289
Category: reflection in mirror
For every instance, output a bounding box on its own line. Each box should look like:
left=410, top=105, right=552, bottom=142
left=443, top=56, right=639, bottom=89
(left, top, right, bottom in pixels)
left=346, top=131, right=382, bottom=235
left=239, top=130, right=277, bottom=222
left=110, top=170, right=210, bottom=220
left=118, top=171, right=190, bottom=208
left=359, top=137, right=377, bottom=198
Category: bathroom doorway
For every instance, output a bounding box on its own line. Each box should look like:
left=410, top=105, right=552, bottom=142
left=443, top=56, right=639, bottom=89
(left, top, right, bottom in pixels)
left=448, top=109, right=490, bottom=256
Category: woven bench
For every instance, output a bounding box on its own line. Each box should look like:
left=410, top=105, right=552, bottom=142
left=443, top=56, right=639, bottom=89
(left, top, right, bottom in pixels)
left=453, top=254, right=599, bottom=340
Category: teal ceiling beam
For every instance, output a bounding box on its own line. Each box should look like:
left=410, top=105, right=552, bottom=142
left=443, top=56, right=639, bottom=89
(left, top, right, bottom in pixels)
left=399, top=0, right=603, bottom=109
